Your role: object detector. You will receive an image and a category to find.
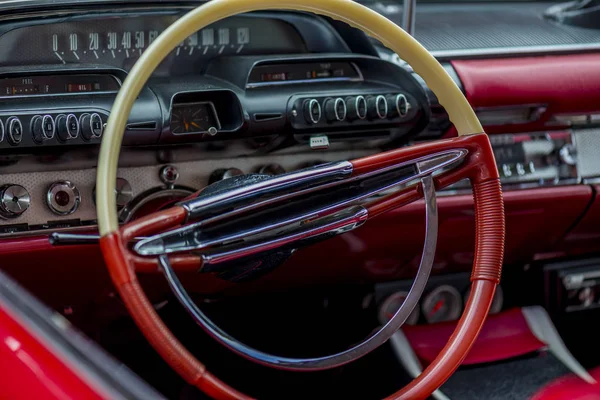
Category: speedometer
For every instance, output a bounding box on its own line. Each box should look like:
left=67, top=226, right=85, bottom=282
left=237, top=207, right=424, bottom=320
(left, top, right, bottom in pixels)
left=0, top=15, right=307, bottom=76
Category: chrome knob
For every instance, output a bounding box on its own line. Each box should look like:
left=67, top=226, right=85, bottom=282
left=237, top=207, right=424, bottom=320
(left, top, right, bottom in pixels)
left=159, top=165, right=180, bottom=185
left=367, top=95, right=388, bottom=119
left=31, top=115, right=54, bottom=143
left=559, top=144, right=578, bottom=166
left=115, top=178, right=133, bottom=209
left=47, top=181, right=80, bottom=215
left=0, top=184, right=30, bottom=218
left=56, top=113, right=79, bottom=141
left=209, top=168, right=243, bottom=184
left=345, top=96, right=367, bottom=120
left=6, top=117, right=23, bottom=145
left=324, top=97, right=347, bottom=122
left=79, top=113, right=103, bottom=141
left=303, top=99, right=321, bottom=124
left=258, top=163, right=286, bottom=175
left=387, top=94, right=410, bottom=118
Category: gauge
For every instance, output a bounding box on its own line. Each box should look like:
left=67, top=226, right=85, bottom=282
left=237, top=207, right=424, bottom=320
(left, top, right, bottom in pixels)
left=464, top=284, right=504, bottom=314
left=170, top=102, right=220, bottom=134
left=0, top=16, right=307, bottom=76
left=378, top=291, right=420, bottom=325
left=422, top=285, right=462, bottom=324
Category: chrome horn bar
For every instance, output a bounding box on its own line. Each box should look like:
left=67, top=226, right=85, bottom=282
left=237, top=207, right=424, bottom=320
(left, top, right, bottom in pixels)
left=134, top=149, right=466, bottom=265
left=158, top=174, right=438, bottom=371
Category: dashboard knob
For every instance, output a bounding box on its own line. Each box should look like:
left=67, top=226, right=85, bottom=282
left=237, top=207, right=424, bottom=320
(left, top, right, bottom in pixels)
left=31, top=115, right=55, bottom=143
left=367, top=95, right=388, bottom=119
left=0, top=184, right=30, bottom=218
left=303, top=99, right=321, bottom=124
left=345, top=96, right=367, bottom=121
left=79, top=113, right=104, bottom=140
left=56, top=113, right=80, bottom=141
left=324, top=97, right=347, bottom=122
left=159, top=165, right=180, bottom=185
left=115, top=178, right=134, bottom=209
left=387, top=94, right=410, bottom=118
left=559, top=144, right=578, bottom=166
left=209, top=168, right=244, bottom=184
left=258, top=163, right=286, bottom=176
left=92, top=177, right=134, bottom=210
left=6, top=117, right=22, bottom=145
left=46, top=181, right=80, bottom=216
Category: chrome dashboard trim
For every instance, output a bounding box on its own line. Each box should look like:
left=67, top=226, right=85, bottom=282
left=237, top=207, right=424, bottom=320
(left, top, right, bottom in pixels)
left=179, top=160, right=354, bottom=221
left=137, top=150, right=466, bottom=257
left=179, top=150, right=465, bottom=226
left=431, top=43, right=600, bottom=61
left=245, top=61, right=364, bottom=89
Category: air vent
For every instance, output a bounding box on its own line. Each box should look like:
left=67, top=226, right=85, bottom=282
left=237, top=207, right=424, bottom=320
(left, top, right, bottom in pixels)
left=126, top=121, right=157, bottom=131
left=254, top=113, right=283, bottom=122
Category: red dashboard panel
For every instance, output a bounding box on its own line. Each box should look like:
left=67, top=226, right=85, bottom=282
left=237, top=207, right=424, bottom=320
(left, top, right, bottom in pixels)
left=228, top=185, right=592, bottom=294
left=0, top=186, right=592, bottom=299
left=452, top=53, right=600, bottom=134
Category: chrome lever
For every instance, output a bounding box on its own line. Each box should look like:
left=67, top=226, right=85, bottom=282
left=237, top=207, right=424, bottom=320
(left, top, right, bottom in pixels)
left=200, top=205, right=368, bottom=268
left=49, top=232, right=145, bottom=246
left=134, top=149, right=467, bottom=260
left=49, top=232, right=100, bottom=245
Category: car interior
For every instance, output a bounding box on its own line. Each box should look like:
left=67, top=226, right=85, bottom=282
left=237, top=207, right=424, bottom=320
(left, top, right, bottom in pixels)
left=1, top=0, right=600, bottom=399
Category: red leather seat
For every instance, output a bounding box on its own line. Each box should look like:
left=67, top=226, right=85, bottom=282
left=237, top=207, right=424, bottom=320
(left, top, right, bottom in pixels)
left=531, top=367, right=600, bottom=400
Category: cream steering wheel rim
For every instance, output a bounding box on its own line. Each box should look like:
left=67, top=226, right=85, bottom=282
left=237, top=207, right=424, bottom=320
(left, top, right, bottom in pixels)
left=95, top=0, right=483, bottom=235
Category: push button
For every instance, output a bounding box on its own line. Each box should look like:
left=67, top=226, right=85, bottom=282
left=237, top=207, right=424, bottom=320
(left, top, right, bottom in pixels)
left=7, top=117, right=23, bottom=145
left=303, top=99, right=321, bottom=124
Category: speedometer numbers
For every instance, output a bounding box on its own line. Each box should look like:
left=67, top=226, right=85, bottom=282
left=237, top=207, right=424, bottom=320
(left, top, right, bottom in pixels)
left=49, top=27, right=251, bottom=65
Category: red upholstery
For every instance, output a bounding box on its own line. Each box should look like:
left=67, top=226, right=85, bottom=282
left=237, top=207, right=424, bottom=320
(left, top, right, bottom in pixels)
left=531, top=367, right=600, bottom=400
left=403, top=308, right=545, bottom=366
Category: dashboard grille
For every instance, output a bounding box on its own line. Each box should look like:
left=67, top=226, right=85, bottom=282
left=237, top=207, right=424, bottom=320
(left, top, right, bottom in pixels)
left=574, top=129, right=600, bottom=179
left=371, top=3, right=600, bottom=52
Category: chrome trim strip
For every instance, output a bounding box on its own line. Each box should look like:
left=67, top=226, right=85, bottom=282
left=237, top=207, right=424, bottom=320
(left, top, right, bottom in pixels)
left=135, top=149, right=466, bottom=257
left=431, top=43, right=600, bottom=60
left=196, top=149, right=465, bottom=228
left=246, top=76, right=359, bottom=89
left=178, top=161, right=354, bottom=221
left=245, top=62, right=364, bottom=89
left=402, top=0, right=416, bottom=37
left=159, top=175, right=437, bottom=371
left=201, top=206, right=368, bottom=266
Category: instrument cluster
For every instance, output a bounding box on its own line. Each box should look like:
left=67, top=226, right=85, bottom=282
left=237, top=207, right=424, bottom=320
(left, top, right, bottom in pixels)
left=0, top=15, right=307, bottom=76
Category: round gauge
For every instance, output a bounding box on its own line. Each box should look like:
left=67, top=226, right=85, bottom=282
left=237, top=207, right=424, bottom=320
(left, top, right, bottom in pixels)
left=378, top=291, right=420, bottom=326
left=422, top=285, right=462, bottom=324
left=170, top=102, right=219, bottom=134
left=464, top=284, right=504, bottom=314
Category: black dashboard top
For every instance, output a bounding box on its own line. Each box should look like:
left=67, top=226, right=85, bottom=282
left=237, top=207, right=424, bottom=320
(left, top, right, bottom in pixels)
left=0, top=14, right=307, bottom=76
left=0, top=4, right=434, bottom=153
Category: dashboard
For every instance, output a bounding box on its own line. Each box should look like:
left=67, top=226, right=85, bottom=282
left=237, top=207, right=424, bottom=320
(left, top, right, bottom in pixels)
left=0, top=15, right=307, bottom=75
left=0, top=5, right=431, bottom=236
left=2, top=2, right=600, bottom=320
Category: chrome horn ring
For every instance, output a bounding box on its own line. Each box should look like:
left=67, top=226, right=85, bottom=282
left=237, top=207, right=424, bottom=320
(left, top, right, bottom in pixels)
left=157, top=174, right=438, bottom=371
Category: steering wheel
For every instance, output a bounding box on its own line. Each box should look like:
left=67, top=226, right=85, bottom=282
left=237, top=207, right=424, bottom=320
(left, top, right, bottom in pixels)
left=96, top=0, right=505, bottom=398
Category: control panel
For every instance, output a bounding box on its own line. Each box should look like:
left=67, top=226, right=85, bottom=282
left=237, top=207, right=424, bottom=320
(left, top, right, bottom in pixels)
left=289, top=92, right=418, bottom=131
left=0, top=148, right=373, bottom=236
left=0, top=110, right=106, bottom=148
left=545, top=258, right=600, bottom=314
